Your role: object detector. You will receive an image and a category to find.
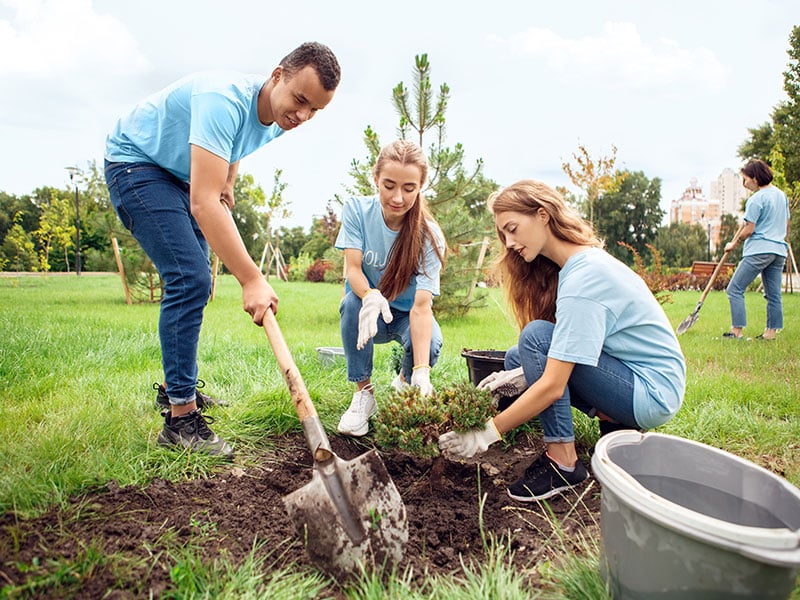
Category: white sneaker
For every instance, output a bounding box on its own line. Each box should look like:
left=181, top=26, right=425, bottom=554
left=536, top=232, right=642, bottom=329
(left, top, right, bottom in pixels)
left=390, top=372, right=408, bottom=392
left=337, top=389, right=377, bottom=436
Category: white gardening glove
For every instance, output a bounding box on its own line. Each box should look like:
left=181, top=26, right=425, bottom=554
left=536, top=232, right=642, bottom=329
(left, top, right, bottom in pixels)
left=477, top=367, right=527, bottom=397
left=410, top=366, right=433, bottom=396
left=438, top=419, right=501, bottom=459
left=357, top=290, right=393, bottom=350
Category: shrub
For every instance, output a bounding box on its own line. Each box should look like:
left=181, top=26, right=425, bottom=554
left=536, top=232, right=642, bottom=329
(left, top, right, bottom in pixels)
left=305, top=258, right=332, bottom=282
left=322, top=247, right=344, bottom=284
left=288, top=253, right=314, bottom=282
left=664, top=267, right=736, bottom=291
left=372, top=382, right=496, bottom=457
left=618, top=242, right=673, bottom=305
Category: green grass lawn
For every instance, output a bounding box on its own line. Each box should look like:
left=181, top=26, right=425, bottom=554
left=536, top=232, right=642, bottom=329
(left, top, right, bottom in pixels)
left=1, top=273, right=799, bottom=598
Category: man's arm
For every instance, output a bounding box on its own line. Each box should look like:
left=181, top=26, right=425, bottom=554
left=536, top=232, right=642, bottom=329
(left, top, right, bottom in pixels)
left=220, top=160, right=239, bottom=210
left=189, top=145, right=277, bottom=323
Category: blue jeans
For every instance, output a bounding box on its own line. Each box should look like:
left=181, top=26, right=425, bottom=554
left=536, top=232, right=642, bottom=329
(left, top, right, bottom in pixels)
left=339, top=291, right=442, bottom=383
left=105, top=161, right=211, bottom=403
left=505, top=320, right=637, bottom=443
left=726, top=253, right=785, bottom=330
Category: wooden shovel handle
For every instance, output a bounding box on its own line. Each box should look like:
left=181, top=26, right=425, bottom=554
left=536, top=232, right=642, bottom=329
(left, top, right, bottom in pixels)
left=697, top=231, right=741, bottom=304
left=262, top=308, right=316, bottom=421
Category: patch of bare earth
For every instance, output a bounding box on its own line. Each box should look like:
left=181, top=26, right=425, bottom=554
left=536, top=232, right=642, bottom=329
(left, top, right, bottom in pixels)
left=0, top=432, right=600, bottom=598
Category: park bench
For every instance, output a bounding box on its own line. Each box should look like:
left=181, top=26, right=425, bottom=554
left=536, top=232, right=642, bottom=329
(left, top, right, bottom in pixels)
left=690, top=261, right=736, bottom=278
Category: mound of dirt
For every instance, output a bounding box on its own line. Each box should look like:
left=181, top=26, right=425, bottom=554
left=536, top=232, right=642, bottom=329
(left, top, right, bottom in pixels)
left=0, top=432, right=600, bottom=598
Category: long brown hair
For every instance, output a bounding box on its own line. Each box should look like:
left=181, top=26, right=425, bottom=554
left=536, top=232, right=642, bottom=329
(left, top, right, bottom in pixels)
left=375, top=140, right=446, bottom=300
left=488, top=180, right=601, bottom=328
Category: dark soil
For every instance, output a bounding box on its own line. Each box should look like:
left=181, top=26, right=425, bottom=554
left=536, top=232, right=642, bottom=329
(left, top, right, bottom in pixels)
left=0, top=431, right=600, bottom=598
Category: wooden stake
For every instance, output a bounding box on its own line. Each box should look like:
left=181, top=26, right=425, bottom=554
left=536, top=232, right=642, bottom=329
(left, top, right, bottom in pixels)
left=211, top=253, right=220, bottom=300
left=111, top=237, right=132, bottom=305
left=465, top=236, right=490, bottom=305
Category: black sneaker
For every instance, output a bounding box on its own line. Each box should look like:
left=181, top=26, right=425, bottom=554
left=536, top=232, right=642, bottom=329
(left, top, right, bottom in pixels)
left=157, top=410, right=234, bottom=459
left=599, top=420, right=640, bottom=437
left=507, top=454, right=589, bottom=502
left=154, top=379, right=229, bottom=411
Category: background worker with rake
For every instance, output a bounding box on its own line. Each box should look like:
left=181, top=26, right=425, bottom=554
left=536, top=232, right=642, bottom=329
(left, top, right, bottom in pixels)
left=723, top=159, right=790, bottom=341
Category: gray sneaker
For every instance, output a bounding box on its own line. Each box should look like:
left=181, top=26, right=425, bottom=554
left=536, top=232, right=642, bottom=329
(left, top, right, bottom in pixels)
left=157, top=410, right=234, bottom=460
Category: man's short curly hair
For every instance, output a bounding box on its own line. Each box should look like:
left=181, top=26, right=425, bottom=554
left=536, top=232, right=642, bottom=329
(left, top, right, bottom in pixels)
left=279, top=42, right=341, bottom=91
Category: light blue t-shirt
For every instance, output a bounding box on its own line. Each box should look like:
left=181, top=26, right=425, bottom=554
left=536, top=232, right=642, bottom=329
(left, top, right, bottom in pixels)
left=335, top=196, right=445, bottom=312
left=548, top=248, right=686, bottom=429
left=742, top=185, right=789, bottom=257
left=105, top=71, right=285, bottom=182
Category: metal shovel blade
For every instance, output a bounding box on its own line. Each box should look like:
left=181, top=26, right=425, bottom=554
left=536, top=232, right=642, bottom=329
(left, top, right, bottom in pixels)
left=676, top=302, right=702, bottom=334
left=283, top=447, right=408, bottom=579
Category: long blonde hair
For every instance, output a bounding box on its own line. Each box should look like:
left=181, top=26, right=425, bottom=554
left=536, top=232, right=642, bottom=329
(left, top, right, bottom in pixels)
left=489, top=180, right=601, bottom=328
left=374, top=140, right=446, bottom=300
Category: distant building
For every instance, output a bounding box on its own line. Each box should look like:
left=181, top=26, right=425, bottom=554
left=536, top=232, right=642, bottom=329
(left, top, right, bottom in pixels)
left=669, top=178, right=721, bottom=255
left=709, top=168, right=748, bottom=216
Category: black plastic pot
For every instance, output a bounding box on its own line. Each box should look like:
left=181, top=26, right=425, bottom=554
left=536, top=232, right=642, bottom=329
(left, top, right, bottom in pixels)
left=461, top=349, right=520, bottom=411
left=461, top=349, right=507, bottom=385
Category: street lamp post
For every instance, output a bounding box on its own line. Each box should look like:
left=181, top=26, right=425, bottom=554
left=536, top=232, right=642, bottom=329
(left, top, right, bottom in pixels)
left=701, top=209, right=711, bottom=262
left=66, top=167, right=81, bottom=276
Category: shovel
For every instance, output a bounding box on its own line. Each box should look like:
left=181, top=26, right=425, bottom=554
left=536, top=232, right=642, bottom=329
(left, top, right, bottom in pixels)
left=261, top=309, right=408, bottom=578
left=676, top=239, right=738, bottom=334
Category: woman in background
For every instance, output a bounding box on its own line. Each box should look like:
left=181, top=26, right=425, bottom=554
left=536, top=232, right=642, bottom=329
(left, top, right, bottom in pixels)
left=723, top=159, right=790, bottom=340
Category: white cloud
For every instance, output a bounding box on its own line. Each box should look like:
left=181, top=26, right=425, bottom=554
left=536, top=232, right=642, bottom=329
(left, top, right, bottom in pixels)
left=0, top=0, right=149, bottom=76
left=503, top=22, right=728, bottom=91
left=0, top=0, right=151, bottom=129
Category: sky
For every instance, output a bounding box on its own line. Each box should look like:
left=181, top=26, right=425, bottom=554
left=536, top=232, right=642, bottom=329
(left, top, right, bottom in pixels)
left=1, top=0, right=798, bottom=229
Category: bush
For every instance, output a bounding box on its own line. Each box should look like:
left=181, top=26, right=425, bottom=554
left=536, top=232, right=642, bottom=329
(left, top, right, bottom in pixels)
left=618, top=242, right=672, bottom=304
left=664, top=267, right=735, bottom=291
left=372, top=383, right=496, bottom=457
left=305, top=258, right=333, bottom=282
left=322, top=247, right=344, bottom=284
left=288, top=253, right=315, bottom=282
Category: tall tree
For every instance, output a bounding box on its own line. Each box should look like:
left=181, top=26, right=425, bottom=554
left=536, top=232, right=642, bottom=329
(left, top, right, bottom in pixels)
left=598, top=170, right=664, bottom=265
left=775, top=26, right=800, bottom=184
left=654, top=222, right=710, bottom=269
left=232, top=172, right=269, bottom=263
left=33, top=188, right=75, bottom=272
left=715, top=213, right=743, bottom=264
left=562, top=144, right=620, bottom=228
left=2, top=213, right=38, bottom=271
left=275, top=225, right=311, bottom=261
left=737, top=121, right=774, bottom=162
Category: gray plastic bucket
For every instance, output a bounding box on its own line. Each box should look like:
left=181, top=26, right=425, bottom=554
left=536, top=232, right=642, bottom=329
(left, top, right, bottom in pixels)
left=591, top=431, right=800, bottom=599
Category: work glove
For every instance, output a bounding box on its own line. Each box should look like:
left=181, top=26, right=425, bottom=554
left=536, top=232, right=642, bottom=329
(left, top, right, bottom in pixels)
left=410, top=366, right=434, bottom=396
left=357, top=290, right=393, bottom=350
left=477, top=367, right=527, bottom=398
left=438, top=419, right=502, bottom=459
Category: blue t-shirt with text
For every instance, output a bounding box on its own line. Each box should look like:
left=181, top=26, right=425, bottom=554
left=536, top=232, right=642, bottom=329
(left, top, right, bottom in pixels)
left=335, top=196, right=444, bottom=312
